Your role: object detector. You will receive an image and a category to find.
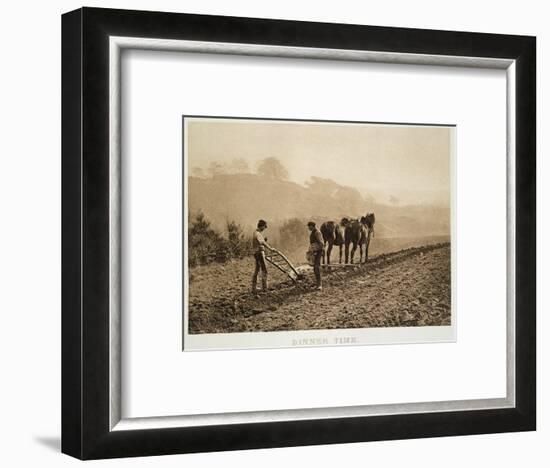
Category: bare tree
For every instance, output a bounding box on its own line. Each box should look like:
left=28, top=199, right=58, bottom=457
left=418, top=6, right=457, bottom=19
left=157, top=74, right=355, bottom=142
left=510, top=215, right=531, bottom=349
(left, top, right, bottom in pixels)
left=256, top=157, right=289, bottom=180
left=229, top=158, right=250, bottom=174
left=305, top=176, right=340, bottom=194
left=207, top=161, right=227, bottom=177
left=191, top=166, right=205, bottom=178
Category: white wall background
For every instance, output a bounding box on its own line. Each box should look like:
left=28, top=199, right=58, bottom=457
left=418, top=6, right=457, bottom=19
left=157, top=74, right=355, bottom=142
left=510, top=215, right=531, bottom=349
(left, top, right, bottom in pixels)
left=0, top=0, right=545, bottom=466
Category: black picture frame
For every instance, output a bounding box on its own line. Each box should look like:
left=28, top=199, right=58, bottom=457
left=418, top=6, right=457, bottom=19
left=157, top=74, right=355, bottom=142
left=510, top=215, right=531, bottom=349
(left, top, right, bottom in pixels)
left=62, top=7, right=536, bottom=460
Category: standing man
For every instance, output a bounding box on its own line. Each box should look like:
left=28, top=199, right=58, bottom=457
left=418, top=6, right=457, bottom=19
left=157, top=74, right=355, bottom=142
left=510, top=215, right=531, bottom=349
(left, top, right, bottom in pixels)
left=307, top=221, right=324, bottom=290
left=252, top=219, right=272, bottom=294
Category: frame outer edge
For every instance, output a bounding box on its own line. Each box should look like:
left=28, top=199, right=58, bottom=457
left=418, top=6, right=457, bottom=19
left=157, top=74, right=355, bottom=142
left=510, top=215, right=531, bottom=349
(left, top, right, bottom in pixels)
left=64, top=7, right=537, bottom=459
left=61, top=8, right=84, bottom=460
left=80, top=6, right=114, bottom=460
left=514, top=36, right=536, bottom=428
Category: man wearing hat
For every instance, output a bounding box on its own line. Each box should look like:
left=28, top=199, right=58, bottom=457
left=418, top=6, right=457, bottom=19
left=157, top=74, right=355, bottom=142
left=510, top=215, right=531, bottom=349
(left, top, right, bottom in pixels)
left=307, top=221, right=324, bottom=290
left=252, top=219, right=272, bottom=294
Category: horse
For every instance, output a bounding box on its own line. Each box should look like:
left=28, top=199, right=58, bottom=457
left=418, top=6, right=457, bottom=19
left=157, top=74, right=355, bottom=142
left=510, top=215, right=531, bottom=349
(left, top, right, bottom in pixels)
left=362, top=213, right=376, bottom=262
left=344, top=218, right=363, bottom=264
left=320, top=221, right=345, bottom=264
left=344, top=213, right=376, bottom=264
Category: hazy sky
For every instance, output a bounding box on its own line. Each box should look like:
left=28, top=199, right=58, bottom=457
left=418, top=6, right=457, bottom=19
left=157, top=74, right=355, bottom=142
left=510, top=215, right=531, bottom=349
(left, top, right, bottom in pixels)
left=186, top=118, right=452, bottom=206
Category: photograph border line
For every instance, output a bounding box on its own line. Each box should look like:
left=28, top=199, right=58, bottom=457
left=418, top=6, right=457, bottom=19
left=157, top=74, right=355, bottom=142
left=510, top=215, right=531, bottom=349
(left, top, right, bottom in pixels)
left=182, top=114, right=456, bottom=352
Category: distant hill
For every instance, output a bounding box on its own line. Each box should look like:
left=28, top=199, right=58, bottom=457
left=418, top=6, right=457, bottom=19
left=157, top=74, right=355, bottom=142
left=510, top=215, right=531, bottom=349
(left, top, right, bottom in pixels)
left=188, top=174, right=450, bottom=240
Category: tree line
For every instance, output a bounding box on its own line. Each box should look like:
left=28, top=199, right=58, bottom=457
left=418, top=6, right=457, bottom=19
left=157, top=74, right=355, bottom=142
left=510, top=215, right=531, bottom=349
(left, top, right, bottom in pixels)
left=191, top=157, right=289, bottom=180
left=188, top=212, right=309, bottom=267
left=188, top=212, right=252, bottom=266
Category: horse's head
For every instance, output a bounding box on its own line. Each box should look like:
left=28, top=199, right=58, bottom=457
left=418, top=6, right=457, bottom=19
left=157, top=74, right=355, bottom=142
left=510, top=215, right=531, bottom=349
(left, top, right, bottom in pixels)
left=364, top=213, right=375, bottom=228
left=340, top=217, right=350, bottom=227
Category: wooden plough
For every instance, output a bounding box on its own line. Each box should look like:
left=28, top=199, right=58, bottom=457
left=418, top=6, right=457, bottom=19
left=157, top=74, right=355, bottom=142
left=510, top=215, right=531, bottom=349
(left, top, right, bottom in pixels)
left=264, top=248, right=302, bottom=282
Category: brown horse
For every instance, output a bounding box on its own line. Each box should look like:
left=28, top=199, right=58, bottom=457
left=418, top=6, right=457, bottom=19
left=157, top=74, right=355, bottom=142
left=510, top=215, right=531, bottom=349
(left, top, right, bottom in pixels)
left=344, top=213, right=375, bottom=263
left=320, top=221, right=345, bottom=264
left=362, top=213, right=375, bottom=262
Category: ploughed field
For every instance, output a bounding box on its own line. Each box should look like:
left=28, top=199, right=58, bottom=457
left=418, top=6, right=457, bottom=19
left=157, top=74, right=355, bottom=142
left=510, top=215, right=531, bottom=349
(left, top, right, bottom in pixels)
left=188, top=236, right=451, bottom=334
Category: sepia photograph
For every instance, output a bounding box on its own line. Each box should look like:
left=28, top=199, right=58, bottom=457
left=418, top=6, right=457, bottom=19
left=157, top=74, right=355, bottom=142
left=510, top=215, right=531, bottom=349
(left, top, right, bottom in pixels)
left=183, top=116, right=454, bottom=350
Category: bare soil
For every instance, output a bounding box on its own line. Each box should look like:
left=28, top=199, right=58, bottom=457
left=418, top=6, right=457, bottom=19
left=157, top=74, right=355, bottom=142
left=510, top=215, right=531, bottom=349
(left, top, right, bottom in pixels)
left=188, top=239, right=451, bottom=334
